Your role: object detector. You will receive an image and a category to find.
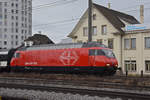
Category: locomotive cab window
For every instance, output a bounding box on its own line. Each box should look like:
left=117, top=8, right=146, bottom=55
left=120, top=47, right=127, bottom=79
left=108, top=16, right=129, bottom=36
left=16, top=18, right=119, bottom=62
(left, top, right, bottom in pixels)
left=89, top=49, right=105, bottom=56
left=102, top=49, right=115, bottom=58
left=14, top=52, right=20, bottom=58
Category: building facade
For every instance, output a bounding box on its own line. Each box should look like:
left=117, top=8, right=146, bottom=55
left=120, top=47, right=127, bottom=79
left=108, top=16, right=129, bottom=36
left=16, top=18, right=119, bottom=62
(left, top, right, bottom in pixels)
left=122, top=29, right=150, bottom=75
left=68, top=3, right=150, bottom=75
left=0, top=0, right=32, bottom=49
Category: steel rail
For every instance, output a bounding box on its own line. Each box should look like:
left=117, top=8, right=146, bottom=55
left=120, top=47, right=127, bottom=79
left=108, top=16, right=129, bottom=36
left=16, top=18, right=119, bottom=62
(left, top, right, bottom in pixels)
left=0, top=76, right=150, bottom=91
left=0, top=83, right=150, bottom=100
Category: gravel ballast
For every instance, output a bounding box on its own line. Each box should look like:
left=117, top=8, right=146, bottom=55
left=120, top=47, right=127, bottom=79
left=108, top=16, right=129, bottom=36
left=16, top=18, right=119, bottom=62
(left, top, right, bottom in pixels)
left=0, top=88, right=121, bottom=100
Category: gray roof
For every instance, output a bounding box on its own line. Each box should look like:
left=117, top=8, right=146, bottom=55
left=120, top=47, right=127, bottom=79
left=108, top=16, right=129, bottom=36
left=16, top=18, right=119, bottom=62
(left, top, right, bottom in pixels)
left=25, top=34, right=54, bottom=45
left=68, top=3, right=140, bottom=37
left=93, top=3, right=140, bottom=34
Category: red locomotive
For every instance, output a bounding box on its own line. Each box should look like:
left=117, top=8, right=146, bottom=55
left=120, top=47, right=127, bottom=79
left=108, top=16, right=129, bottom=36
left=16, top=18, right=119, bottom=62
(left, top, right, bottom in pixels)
left=10, top=42, right=118, bottom=75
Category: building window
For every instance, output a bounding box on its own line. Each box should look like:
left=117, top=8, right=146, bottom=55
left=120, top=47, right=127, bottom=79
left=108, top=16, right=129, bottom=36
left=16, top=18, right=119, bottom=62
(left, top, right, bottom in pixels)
left=124, top=39, right=130, bottom=49
left=93, top=14, right=96, bottom=20
left=16, top=35, right=18, bottom=39
left=145, top=61, right=150, bottom=72
left=16, top=22, right=18, bottom=27
left=16, top=41, right=18, bottom=45
left=4, top=41, right=7, bottom=45
left=12, top=16, right=14, bottom=20
left=22, top=30, right=24, bottom=34
left=97, top=39, right=102, bottom=44
left=16, top=3, right=18, bottom=8
left=16, top=16, right=18, bottom=20
left=21, top=36, right=24, bottom=39
left=92, top=26, right=97, bottom=36
left=102, top=25, right=107, bottom=35
left=11, top=3, right=14, bottom=7
left=108, top=39, right=113, bottom=49
left=131, top=38, right=136, bottom=49
left=145, top=37, right=150, bottom=48
left=124, top=38, right=136, bottom=50
left=4, top=9, right=7, bottom=13
left=83, top=27, right=88, bottom=36
left=125, top=60, right=136, bottom=72
left=16, top=10, right=18, bottom=14
left=16, top=28, right=18, bottom=33
left=11, top=9, right=14, bottom=14
left=4, top=28, right=7, bottom=32
left=22, top=23, right=24, bottom=27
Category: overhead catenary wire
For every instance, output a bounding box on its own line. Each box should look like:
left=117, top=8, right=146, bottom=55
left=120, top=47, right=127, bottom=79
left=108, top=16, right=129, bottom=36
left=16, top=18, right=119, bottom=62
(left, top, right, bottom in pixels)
left=32, top=8, right=150, bottom=29
left=32, top=1, right=150, bottom=42
left=2, top=0, right=79, bottom=15
left=32, top=0, right=79, bottom=10
left=33, top=17, right=84, bottom=27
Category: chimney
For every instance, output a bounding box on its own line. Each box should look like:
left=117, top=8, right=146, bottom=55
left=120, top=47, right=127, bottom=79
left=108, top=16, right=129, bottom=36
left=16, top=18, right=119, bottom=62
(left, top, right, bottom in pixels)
left=140, top=5, right=144, bottom=24
left=108, top=3, right=111, bottom=9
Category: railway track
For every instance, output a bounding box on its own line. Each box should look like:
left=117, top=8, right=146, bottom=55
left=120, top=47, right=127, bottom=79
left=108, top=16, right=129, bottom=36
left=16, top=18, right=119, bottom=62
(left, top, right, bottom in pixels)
left=1, top=72, right=150, bottom=80
left=1, top=76, right=150, bottom=99
left=0, top=75, right=150, bottom=90
left=0, top=83, right=150, bottom=100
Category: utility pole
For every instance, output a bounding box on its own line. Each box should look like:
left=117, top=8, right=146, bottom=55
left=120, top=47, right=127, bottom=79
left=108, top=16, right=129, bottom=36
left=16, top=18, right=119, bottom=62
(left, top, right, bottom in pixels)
left=88, top=0, right=92, bottom=42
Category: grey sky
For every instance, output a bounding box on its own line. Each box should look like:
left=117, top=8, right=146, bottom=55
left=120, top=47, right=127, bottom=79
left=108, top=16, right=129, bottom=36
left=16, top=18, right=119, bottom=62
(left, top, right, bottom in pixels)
left=32, top=0, right=150, bottom=43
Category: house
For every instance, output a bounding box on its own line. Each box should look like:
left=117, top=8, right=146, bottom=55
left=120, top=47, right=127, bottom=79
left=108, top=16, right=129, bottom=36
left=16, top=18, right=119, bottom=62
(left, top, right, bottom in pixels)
left=24, top=34, right=54, bottom=46
left=68, top=3, right=150, bottom=75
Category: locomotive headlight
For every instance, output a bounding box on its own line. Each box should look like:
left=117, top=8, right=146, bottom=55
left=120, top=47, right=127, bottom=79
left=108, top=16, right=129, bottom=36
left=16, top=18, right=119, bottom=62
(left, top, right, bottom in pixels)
left=115, top=64, right=118, bottom=67
left=106, top=64, right=110, bottom=66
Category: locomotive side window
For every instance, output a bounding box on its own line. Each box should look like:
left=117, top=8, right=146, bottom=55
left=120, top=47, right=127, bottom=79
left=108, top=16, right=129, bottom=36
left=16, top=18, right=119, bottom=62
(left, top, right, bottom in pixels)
left=89, top=49, right=96, bottom=56
left=89, top=49, right=105, bottom=56
left=97, top=49, right=105, bottom=55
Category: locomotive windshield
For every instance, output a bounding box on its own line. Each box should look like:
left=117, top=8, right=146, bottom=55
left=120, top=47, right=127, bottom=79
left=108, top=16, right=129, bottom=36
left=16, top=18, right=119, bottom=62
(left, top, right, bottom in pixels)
left=13, top=52, right=20, bottom=58
left=89, top=49, right=115, bottom=58
left=102, top=49, right=115, bottom=58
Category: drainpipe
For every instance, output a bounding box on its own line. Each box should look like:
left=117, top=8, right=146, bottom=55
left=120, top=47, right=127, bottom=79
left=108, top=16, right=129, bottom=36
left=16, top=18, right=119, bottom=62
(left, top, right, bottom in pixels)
left=120, top=34, right=123, bottom=75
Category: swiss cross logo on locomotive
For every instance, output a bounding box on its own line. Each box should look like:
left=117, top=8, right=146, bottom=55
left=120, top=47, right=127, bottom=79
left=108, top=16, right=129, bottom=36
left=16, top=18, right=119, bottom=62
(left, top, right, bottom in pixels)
left=59, top=51, right=79, bottom=65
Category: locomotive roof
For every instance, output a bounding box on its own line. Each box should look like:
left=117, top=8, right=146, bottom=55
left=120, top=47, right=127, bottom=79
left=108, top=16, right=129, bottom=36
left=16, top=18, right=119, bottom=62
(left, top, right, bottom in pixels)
left=18, top=42, right=107, bottom=51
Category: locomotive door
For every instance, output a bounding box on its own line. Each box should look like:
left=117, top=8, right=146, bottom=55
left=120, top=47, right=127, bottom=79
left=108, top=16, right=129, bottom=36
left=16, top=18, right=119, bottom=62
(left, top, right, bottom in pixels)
left=89, top=49, right=96, bottom=66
